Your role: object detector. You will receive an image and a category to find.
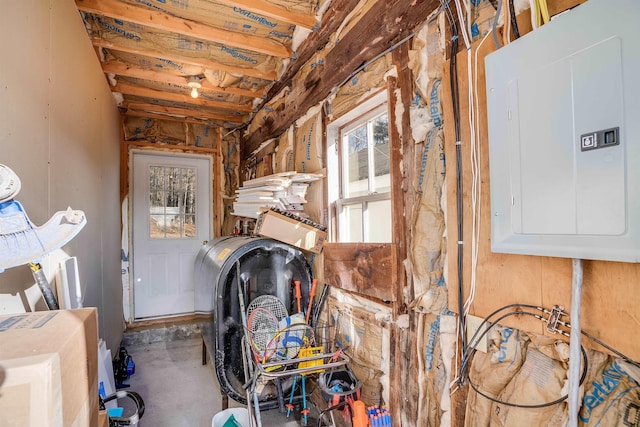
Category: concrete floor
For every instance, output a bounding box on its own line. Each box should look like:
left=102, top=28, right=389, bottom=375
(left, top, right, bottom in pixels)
left=124, top=336, right=307, bottom=427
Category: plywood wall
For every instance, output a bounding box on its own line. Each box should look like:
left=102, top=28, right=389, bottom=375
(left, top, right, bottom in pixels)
left=444, top=31, right=640, bottom=361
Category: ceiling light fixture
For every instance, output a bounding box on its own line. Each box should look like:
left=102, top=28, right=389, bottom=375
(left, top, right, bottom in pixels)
left=187, top=76, right=202, bottom=99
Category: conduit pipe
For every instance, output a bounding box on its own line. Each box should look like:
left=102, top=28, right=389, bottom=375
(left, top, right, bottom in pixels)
left=568, top=258, right=583, bottom=427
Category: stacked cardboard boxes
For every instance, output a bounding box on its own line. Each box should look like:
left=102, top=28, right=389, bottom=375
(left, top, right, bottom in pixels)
left=0, top=308, right=99, bottom=426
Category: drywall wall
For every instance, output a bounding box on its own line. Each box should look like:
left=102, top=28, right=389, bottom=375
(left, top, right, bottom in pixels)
left=0, top=0, right=123, bottom=353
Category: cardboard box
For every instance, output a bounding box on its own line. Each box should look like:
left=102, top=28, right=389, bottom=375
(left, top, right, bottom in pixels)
left=0, top=309, right=99, bottom=427
left=254, top=209, right=327, bottom=253
left=98, top=410, right=109, bottom=427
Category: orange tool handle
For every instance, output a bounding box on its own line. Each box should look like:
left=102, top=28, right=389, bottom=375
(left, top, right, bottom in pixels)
left=305, top=279, right=317, bottom=324
left=352, top=400, right=369, bottom=427
left=295, top=280, right=301, bottom=313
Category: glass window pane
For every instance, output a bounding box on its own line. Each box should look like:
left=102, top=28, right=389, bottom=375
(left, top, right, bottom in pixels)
left=344, top=124, right=369, bottom=197
left=366, top=199, right=392, bottom=242
left=149, top=215, right=165, bottom=238
left=372, top=114, right=390, bottom=193
left=148, top=165, right=197, bottom=239
left=167, top=167, right=180, bottom=209
left=342, top=203, right=363, bottom=243
left=184, top=215, right=196, bottom=237
left=165, top=215, right=181, bottom=238
left=184, top=168, right=196, bottom=216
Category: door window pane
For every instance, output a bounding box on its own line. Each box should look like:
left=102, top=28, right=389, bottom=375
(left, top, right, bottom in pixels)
left=148, top=166, right=197, bottom=239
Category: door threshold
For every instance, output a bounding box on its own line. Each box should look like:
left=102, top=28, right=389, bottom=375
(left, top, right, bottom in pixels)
left=125, top=313, right=212, bottom=333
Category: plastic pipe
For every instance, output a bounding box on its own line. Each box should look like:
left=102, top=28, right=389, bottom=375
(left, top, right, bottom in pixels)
left=568, top=258, right=583, bottom=427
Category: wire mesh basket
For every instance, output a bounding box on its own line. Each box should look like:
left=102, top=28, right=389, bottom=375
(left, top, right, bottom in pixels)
left=245, top=317, right=347, bottom=378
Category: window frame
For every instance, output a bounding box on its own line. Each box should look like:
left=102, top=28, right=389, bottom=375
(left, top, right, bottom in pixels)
left=326, top=90, right=391, bottom=243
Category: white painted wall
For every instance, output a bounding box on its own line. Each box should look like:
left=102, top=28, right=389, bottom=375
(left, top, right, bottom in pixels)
left=0, top=0, right=123, bottom=352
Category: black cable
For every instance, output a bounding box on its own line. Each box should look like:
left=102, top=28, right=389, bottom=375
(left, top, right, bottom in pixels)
left=532, top=308, right=640, bottom=369
left=460, top=304, right=543, bottom=374
left=317, top=401, right=352, bottom=427
left=461, top=310, right=589, bottom=409
left=467, top=345, right=588, bottom=409
left=459, top=302, right=640, bottom=410
left=439, top=0, right=467, bottom=371
left=491, top=0, right=503, bottom=48
left=508, top=0, right=521, bottom=39
left=460, top=309, right=544, bottom=378
left=578, top=328, right=640, bottom=369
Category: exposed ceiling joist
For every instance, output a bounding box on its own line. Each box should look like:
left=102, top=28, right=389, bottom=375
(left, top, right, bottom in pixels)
left=76, top=0, right=292, bottom=58
left=123, top=109, right=224, bottom=126
left=123, top=102, right=247, bottom=123
left=261, top=0, right=361, bottom=109
left=213, top=0, right=317, bottom=29
left=242, top=0, right=440, bottom=156
left=102, top=60, right=265, bottom=99
left=114, top=82, right=254, bottom=112
left=92, top=38, right=277, bottom=81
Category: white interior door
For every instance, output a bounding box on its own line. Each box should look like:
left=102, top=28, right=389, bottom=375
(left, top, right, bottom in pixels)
left=132, top=152, right=211, bottom=319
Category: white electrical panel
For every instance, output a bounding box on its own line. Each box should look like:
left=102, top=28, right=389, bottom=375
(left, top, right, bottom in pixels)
left=485, top=0, right=640, bottom=262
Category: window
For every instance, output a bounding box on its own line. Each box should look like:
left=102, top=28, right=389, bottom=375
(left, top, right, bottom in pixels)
left=327, top=93, right=392, bottom=243
left=148, top=165, right=197, bottom=238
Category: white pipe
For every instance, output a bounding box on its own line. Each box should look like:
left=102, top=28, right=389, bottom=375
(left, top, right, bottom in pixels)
left=568, top=258, right=583, bottom=427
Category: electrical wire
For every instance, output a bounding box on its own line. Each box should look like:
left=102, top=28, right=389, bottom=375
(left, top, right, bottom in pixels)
left=529, top=0, right=550, bottom=29
left=461, top=309, right=589, bottom=409
left=502, top=0, right=510, bottom=45
left=508, top=0, right=520, bottom=39
left=439, top=0, right=467, bottom=381
left=460, top=303, right=543, bottom=375
left=465, top=30, right=491, bottom=320
left=492, top=0, right=503, bottom=48
left=538, top=0, right=550, bottom=24
left=576, top=327, right=640, bottom=369
left=328, top=30, right=419, bottom=101
left=316, top=401, right=352, bottom=427
left=445, top=0, right=495, bottom=388
left=453, top=0, right=472, bottom=50
left=459, top=303, right=640, bottom=409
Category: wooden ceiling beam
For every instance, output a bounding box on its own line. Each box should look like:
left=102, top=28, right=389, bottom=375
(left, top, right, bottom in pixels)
left=114, top=82, right=254, bottom=112
left=259, top=0, right=361, bottom=111
left=76, top=0, right=292, bottom=58
left=125, top=139, right=218, bottom=154
left=123, top=109, right=227, bottom=126
left=92, top=38, right=277, bottom=81
left=213, top=0, right=317, bottom=30
left=242, top=0, right=440, bottom=156
left=122, top=102, right=247, bottom=123
left=102, top=60, right=265, bottom=99
left=122, top=110, right=235, bottom=126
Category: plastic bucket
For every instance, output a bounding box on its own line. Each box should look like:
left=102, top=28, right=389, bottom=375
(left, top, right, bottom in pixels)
left=211, top=407, right=249, bottom=427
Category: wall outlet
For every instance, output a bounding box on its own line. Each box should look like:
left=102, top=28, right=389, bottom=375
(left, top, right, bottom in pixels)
left=465, top=314, right=488, bottom=353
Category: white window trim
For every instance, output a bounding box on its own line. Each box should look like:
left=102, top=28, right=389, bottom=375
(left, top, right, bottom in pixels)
left=326, top=90, right=389, bottom=242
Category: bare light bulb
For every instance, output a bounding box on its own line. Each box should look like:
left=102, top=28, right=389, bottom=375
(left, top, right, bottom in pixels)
left=187, top=76, right=202, bottom=98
